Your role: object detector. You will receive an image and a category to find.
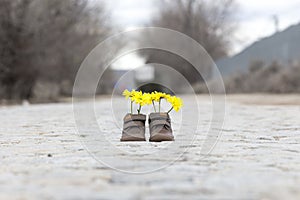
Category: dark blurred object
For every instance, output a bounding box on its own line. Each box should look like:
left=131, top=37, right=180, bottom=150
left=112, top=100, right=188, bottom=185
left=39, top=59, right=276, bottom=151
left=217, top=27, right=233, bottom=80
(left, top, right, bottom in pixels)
left=142, top=49, right=204, bottom=85
left=137, top=83, right=175, bottom=95
left=0, top=0, right=111, bottom=101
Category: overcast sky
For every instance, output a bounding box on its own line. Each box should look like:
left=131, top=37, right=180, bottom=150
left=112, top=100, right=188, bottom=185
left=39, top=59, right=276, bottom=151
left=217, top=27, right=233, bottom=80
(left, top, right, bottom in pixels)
left=104, top=0, right=300, bottom=70
left=106, top=0, right=300, bottom=54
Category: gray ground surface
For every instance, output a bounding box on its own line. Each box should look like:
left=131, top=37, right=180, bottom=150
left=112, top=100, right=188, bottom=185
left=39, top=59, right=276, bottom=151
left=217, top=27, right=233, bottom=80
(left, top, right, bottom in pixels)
left=0, top=95, right=300, bottom=200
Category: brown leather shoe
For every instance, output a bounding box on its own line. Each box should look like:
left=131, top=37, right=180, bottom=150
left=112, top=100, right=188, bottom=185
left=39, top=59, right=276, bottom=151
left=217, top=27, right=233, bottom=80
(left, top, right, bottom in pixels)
left=120, top=114, right=146, bottom=142
left=149, top=113, right=174, bottom=142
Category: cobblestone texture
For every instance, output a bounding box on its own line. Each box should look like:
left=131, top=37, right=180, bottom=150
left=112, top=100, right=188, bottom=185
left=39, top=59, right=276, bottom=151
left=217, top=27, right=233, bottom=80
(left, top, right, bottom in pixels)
left=0, top=95, right=300, bottom=199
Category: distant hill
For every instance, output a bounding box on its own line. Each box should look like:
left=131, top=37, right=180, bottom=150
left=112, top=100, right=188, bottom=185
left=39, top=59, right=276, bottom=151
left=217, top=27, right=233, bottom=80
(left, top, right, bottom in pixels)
left=215, top=22, right=300, bottom=77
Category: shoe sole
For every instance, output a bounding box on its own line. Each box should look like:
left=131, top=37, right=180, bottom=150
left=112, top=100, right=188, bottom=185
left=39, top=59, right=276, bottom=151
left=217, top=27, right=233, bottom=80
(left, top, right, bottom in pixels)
left=149, top=134, right=174, bottom=142
left=120, top=137, right=146, bottom=142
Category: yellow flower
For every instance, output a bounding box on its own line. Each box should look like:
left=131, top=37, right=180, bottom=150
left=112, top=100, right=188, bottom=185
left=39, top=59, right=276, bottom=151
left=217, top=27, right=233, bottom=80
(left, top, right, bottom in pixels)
left=131, top=90, right=143, bottom=104
left=167, top=96, right=183, bottom=112
left=162, top=93, right=171, bottom=99
left=151, top=91, right=165, bottom=102
left=122, top=89, right=131, bottom=99
left=122, top=89, right=138, bottom=101
left=123, top=89, right=183, bottom=114
left=142, top=92, right=153, bottom=105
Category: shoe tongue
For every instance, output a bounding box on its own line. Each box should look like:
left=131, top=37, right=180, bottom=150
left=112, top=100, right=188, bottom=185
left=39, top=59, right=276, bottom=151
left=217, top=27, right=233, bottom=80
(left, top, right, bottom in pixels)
left=124, top=114, right=146, bottom=121
left=149, top=113, right=169, bottom=120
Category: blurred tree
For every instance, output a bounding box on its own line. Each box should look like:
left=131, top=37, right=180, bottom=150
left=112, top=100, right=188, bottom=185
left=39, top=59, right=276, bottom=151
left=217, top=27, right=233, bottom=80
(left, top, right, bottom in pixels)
left=142, top=0, right=236, bottom=85
left=249, top=60, right=265, bottom=73
left=0, top=0, right=111, bottom=100
left=152, top=0, right=236, bottom=60
left=224, top=61, right=300, bottom=93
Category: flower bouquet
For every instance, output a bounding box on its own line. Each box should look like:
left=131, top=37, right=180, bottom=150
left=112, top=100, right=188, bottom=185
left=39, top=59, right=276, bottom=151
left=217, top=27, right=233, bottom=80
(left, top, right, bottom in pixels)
left=120, top=89, right=183, bottom=142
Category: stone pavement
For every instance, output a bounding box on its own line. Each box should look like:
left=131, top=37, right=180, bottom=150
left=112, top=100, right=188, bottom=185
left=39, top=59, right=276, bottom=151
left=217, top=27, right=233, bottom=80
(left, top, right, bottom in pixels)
left=0, top=95, right=300, bottom=199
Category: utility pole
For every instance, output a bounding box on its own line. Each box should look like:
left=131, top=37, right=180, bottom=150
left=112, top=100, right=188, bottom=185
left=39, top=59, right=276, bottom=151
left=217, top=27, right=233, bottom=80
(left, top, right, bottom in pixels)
left=272, top=15, right=279, bottom=33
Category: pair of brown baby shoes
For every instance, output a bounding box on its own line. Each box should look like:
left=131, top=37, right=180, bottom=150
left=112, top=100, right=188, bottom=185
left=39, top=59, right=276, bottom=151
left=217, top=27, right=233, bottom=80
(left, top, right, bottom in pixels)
left=120, top=112, right=174, bottom=142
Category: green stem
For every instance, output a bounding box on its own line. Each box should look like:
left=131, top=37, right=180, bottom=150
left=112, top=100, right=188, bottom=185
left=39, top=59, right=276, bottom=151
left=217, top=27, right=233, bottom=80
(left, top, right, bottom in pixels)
left=167, top=107, right=173, bottom=114
left=137, top=105, right=141, bottom=114
left=152, top=101, right=156, bottom=112
left=130, top=101, right=133, bottom=114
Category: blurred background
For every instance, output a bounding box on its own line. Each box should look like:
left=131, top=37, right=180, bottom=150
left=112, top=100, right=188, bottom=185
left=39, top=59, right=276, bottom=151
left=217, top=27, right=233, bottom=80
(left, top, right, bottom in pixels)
left=1, top=0, right=300, bottom=103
